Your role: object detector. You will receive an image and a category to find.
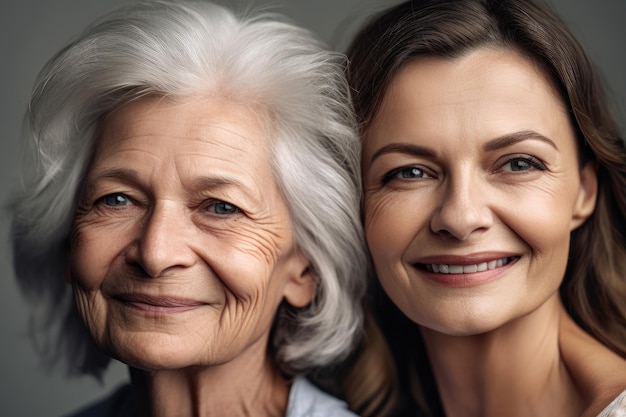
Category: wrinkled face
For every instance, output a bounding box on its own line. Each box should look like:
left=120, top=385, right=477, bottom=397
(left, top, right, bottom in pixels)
left=362, top=48, right=597, bottom=335
left=70, top=96, right=313, bottom=370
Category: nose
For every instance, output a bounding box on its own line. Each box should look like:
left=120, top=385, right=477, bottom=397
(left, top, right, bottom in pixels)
left=127, top=202, right=196, bottom=277
left=430, top=174, right=493, bottom=240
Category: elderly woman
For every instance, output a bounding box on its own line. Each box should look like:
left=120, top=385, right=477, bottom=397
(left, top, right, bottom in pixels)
left=10, top=2, right=366, bottom=416
left=346, top=0, right=626, bottom=416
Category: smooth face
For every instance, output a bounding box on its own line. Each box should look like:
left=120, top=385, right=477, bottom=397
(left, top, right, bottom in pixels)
left=70, top=96, right=313, bottom=370
left=363, top=48, right=597, bottom=335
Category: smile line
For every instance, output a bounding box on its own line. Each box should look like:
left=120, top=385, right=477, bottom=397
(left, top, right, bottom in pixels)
left=113, top=293, right=206, bottom=308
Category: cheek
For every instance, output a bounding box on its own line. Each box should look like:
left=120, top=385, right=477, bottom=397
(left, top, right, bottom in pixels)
left=204, top=225, right=289, bottom=304
left=364, top=191, right=427, bottom=263
left=69, top=232, right=114, bottom=346
left=495, top=183, right=577, bottom=290
left=72, top=283, right=110, bottom=343
left=501, top=183, right=576, bottom=253
left=70, top=222, right=124, bottom=290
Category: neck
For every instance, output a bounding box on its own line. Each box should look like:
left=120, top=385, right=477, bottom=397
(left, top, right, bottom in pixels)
left=421, top=294, right=583, bottom=417
left=128, top=353, right=289, bottom=417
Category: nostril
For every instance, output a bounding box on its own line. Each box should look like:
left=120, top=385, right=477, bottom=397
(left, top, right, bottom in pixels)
left=430, top=204, right=493, bottom=241
left=131, top=261, right=156, bottom=279
left=124, top=240, right=170, bottom=279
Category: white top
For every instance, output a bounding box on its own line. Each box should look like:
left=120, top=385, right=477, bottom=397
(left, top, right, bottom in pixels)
left=597, top=390, right=626, bottom=417
left=63, top=377, right=357, bottom=417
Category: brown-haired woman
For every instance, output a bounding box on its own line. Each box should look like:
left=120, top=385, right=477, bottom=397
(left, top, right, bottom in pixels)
left=346, top=0, right=626, bottom=416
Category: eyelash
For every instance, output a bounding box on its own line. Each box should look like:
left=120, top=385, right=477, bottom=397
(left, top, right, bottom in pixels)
left=96, top=193, right=133, bottom=208
left=380, top=154, right=546, bottom=187
left=382, top=165, right=433, bottom=185
left=95, top=194, right=241, bottom=217
left=204, top=200, right=241, bottom=216
left=499, top=155, right=547, bottom=172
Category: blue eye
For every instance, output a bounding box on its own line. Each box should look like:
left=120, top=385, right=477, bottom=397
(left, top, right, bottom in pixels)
left=207, top=200, right=240, bottom=215
left=98, top=193, right=132, bottom=207
left=502, top=156, right=546, bottom=172
left=383, top=166, right=432, bottom=184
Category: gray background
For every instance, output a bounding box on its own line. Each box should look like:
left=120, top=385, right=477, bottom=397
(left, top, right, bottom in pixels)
left=1, top=0, right=624, bottom=416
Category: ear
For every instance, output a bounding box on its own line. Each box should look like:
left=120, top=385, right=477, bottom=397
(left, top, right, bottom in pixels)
left=570, top=161, right=598, bottom=231
left=282, top=250, right=316, bottom=308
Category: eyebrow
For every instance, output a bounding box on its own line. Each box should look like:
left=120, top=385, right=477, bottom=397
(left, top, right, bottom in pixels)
left=79, top=168, right=139, bottom=201
left=97, top=167, right=140, bottom=182
left=191, top=175, right=251, bottom=194
left=370, top=143, right=436, bottom=164
left=483, top=130, right=558, bottom=151
left=92, top=168, right=256, bottom=198
left=369, top=130, right=558, bottom=164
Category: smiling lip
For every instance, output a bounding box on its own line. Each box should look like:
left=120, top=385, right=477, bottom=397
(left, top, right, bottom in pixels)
left=113, top=293, right=206, bottom=313
left=413, top=253, right=519, bottom=287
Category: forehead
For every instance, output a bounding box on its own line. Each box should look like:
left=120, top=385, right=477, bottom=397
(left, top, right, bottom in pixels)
left=89, top=96, right=282, bottom=207
left=366, top=48, right=571, bottom=148
left=97, top=95, right=272, bottom=156
left=394, top=48, right=562, bottom=110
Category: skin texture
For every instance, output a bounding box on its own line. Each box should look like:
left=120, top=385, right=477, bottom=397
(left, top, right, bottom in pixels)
left=363, top=48, right=596, bottom=336
left=363, top=48, right=626, bottom=416
left=69, top=96, right=314, bottom=416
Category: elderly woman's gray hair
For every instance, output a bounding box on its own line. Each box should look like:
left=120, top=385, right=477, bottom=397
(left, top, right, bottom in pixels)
left=11, top=0, right=365, bottom=378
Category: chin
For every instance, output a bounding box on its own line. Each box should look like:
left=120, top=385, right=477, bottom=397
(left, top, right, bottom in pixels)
left=429, top=322, right=498, bottom=337
left=118, top=349, right=213, bottom=371
left=416, top=309, right=513, bottom=337
left=103, top=333, right=217, bottom=371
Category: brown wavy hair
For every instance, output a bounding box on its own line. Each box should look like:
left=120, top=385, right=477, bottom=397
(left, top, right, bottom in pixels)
left=346, top=0, right=626, bottom=415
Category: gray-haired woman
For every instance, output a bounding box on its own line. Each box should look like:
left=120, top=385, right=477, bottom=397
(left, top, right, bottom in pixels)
left=10, top=2, right=366, bottom=416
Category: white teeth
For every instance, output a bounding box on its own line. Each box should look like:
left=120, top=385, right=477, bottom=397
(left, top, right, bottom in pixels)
left=424, top=257, right=512, bottom=274
left=449, top=265, right=463, bottom=274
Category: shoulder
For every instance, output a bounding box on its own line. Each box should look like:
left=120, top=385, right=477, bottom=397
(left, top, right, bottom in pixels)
left=596, top=389, right=626, bottom=417
left=286, top=377, right=358, bottom=417
left=61, top=384, right=134, bottom=417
